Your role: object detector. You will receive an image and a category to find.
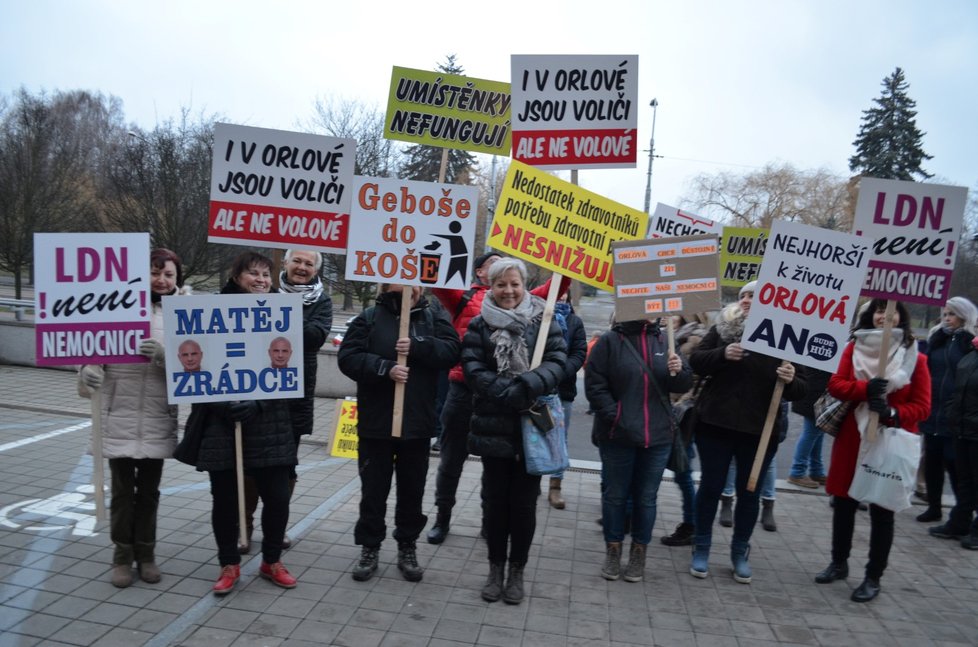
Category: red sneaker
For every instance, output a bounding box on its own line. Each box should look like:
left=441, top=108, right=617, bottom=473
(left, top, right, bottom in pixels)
left=260, top=561, right=297, bottom=589
left=212, top=564, right=240, bottom=595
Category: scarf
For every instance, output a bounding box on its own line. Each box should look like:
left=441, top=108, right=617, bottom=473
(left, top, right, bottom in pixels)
left=279, top=272, right=324, bottom=305
left=481, top=292, right=545, bottom=377
left=850, top=328, right=917, bottom=435
left=715, top=303, right=747, bottom=343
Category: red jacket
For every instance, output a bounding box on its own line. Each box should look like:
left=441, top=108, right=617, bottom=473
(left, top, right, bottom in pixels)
left=825, top=341, right=931, bottom=497
left=433, top=276, right=569, bottom=383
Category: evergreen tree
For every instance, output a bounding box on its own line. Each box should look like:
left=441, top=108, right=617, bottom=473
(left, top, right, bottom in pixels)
left=398, top=54, right=477, bottom=183
left=849, top=67, right=932, bottom=181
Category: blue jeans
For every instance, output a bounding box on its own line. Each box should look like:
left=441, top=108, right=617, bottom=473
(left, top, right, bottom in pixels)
left=722, top=459, right=776, bottom=500
left=599, top=441, right=671, bottom=544
left=696, top=424, right=777, bottom=550
left=789, top=416, right=825, bottom=479
left=673, top=443, right=697, bottom=524
left=552, top=400, right=574, bottom=480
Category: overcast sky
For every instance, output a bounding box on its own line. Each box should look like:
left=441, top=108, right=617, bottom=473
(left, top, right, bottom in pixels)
left=2, top=0, right=976, bottom=218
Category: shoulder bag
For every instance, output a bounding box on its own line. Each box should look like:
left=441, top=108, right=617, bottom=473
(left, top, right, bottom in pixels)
left=521, top=393, right=569, bottom=476
left=813, top=390, right=852, bottom=437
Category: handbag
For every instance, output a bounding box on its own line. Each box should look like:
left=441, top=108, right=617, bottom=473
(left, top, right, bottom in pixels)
left=813, top=390, right=852, bottom=437
left=847, top=426, right=921, bottom=511
left=521, top=393, right=569, bottom=476
left=172, top=406, right=206, bottom=467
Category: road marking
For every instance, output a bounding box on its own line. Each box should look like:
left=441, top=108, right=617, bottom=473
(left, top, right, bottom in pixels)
left=0, top=420, right=91, bottom=453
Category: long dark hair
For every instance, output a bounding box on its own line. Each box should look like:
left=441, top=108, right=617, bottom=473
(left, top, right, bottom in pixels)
left=854, top=298, right=914, bottom=348
left=151, top=248, right=183, bottom=287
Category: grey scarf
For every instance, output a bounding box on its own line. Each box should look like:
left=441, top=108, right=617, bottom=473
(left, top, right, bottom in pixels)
left=480, top=292, right=545, bottom=377
left=279, top=272, right=324, bottom=305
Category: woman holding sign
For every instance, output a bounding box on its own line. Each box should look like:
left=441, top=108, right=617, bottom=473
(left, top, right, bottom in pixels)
left=462, top=258, right=566, bottom=605
left=815, top=299, right=930, bottom=602
left=687, top=281, right=805, bottom=584
left=79, top=248, right=188, bottom=588
left=195, top=251, right=298, bottom=595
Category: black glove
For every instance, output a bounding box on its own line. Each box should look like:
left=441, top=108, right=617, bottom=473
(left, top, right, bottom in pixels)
left=867, top=394, right=889, bottom=415
left=228, top=400, right=259, bottom=422
left=503, top=380, right=531, bottom=410
left=866, top=377, right=888, bottom=399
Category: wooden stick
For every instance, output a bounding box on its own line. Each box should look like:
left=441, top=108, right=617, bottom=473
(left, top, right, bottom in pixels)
left=391, top=287, right=412, bottom=438
left=91, top=390, right=106, bottom=522
left=234, top=421, right=246, bottom=549
left=437, top=148, right=450, bottom=184
left=666, top=317, right=676, bottom=376
left=531, top=275, right=563, bottom=369
left=747, top=362, right=788, bottom=492
left=865, top=299, right=896, bottom=443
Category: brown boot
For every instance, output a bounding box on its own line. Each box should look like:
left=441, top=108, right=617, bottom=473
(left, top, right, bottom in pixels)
left=111, top=564, right=133, bottom=588
left=548, top=477, right=566, bottom=510
left=239, top=476, right=259, bottom=554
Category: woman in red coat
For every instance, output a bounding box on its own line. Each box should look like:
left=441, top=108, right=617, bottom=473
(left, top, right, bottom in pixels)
left=815, top=298, right=931, bottom=603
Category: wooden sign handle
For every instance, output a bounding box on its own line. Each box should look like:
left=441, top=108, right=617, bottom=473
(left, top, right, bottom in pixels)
left=747, top=362, right=788, bottom=492
left=531, top=275, right=563, bottom=369
left=866, top=299, right=896, bottom=443
left=234, top=421, right=247, bottom=548
left=91, top=391, right=106, bottom=522
left=391, top=287, right=412, bottom=438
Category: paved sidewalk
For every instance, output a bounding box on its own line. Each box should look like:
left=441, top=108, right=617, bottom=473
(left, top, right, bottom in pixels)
left=0, top=364, right=976, bottom=646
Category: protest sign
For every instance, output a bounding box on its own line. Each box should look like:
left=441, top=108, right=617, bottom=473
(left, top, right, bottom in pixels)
left=611, top=235, right=721, bottom=322
left=853, top=177, right=968, bottom=306
left=208, top=123, right=357, bottom=252
left=648, top=203, right=723, bottom=239
left=344, top=176, right=479, bottom=289
left=329, top=398, right=359, bottom=459
left=34, top=233, right=150, bottom=366
left=384, top=66, right=511, bottom=155
left=741, top=220, right=871, bottom=372
left=161, top=293, right=304, bottom=404
left=720, top=227, right=769, bottom=288
left=488, top=160, right=647, bottom=291
left=510, top=55, right=638, bottom=169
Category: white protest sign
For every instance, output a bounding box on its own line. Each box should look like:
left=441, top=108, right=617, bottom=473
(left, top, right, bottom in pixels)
left=162, top=293, right=304, bottom=404
left=344, top=176, right=479, bottom=289
left=208, top=123, right=357, bottom=253
left=647, top=203, right=723, bottom=239
left=33, top=233, right=150, bottom=366
left=853, top=177, right=968, bottom=306
left=511, top=55, right=638, bottom=170
left=741, top=220, right=871, bottom=372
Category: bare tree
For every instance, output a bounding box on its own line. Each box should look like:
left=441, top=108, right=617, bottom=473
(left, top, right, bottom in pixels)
left=682, top=162, right=852, bottom=230
left=305, top=98, right=405, bottom=308
left=0, top=88, right=122, bottom=297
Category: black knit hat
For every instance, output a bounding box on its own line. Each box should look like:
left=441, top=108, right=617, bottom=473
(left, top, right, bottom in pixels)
left=473, top=252, right=502, bottom=277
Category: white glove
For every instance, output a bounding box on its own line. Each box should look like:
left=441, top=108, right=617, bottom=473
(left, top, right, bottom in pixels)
left=138, top=338, right=165, bottom=365
left=81, top=365, right=104, bottom=389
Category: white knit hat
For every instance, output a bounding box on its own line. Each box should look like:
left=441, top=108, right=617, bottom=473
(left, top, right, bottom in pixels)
left=739, top=280, right=758, bottom=298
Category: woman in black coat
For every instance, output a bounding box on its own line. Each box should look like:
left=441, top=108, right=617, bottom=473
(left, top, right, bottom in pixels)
left=338, top=284, right=460, bottom=583
left=462, top=258, right=566, bottom=605
left=944, top=338, right=978, bottom=549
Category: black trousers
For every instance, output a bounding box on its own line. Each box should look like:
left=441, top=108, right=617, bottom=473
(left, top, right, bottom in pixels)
left=433, top=381, right=474, bottom=510
left=209, top=465, right=291, bottom=566
left=109, top=458, right=163, bottom=565
left=948, top=437, right=978, bottom=534
left=354, top=437, right=430, bottom=548
left=922, top=433, right=958, bottom=511
left=831, top=495, right=895, bottom=580
left=482, top=456, right=541, bottom=565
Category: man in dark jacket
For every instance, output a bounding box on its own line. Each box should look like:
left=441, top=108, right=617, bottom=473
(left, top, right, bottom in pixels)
left=338, top=285, right=460, bottom=582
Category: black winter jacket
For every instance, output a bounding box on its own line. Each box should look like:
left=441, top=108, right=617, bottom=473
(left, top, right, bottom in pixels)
left=463, top=313, right=566, bottom=459
left=287, top=291, right=332, bottom=436
left=689, top=322, right=806, bottom=437
left=790, top=365, right=832, bottom=419
left=194, top=399, right=297, bottom=472
left=337, top=292, right=460, bottom=440
left=947, top=349, right=978, bottom=440
left=585, top=321, right=693, bottom=448
left=557, top=310, right=588, bottom=402
left=921, top=327, right=975, bottom=436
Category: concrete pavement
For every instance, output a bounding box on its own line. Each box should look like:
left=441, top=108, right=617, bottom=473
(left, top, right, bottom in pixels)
left=0, top=364, right=976, bottom=646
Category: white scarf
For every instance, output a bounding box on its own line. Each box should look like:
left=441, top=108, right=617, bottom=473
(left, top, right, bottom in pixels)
left=480, top=292, right=545, bottom=377
left=279, top=272, right=324, bottom=305
left=850, top=328, right=917, bottom=435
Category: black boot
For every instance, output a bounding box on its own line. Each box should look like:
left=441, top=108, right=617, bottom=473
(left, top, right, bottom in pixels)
left=761, top=499, right=777, bottom=532
left=426, top=508, right=451, bottom=544
left=661, top=522, right=694, bottom=546
left=814, top=561, right=848, bottom=583
left=482, top=562, right=505, bottom=602
left=502, top=562, right=525, bottom=604
left=397, top=541, right=424, bottom=582
left=351, top=546, right=379, bottom=582
left=851, top=577, right=880, bottom=602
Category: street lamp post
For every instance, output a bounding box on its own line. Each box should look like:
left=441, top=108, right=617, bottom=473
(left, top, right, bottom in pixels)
left=643, top=98, right=659, bottom=214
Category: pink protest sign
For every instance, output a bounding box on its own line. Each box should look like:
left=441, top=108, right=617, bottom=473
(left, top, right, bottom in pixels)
left=853, top=178, right=968, bottom=306
left=33, top=233, right=151, bottom=366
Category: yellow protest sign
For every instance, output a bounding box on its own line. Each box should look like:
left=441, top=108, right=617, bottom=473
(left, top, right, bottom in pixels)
left=329, top=398, right=359, bottom=459
left=384, top=66, right=512, bottom=155
left=720, top=227, right=769, bottom=288
left=488, top=160, right=648, bottom=292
